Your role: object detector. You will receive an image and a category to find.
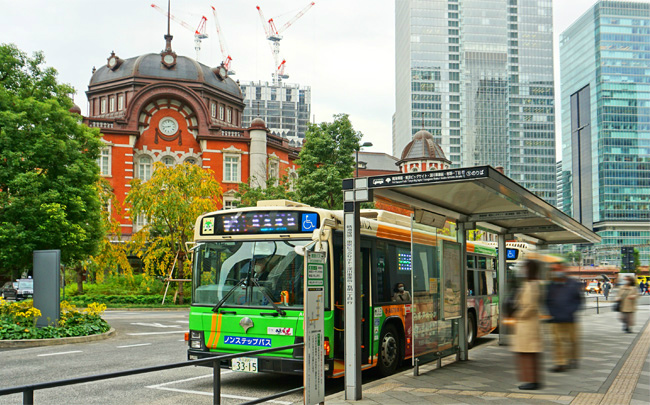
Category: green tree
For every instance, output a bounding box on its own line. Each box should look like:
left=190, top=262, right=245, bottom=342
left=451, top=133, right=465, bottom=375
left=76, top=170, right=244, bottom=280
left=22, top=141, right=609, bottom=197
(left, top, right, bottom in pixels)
left=125, top=162, right=222, bottom=304
left=0, top=44, right=104, bottom=279
left=234, top=175, right=296, bottom=208
left=296, top=114, right=362, bottom=209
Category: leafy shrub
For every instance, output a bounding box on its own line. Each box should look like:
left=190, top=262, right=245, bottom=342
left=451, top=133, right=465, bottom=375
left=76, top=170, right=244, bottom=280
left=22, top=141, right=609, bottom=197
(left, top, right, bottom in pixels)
left=0, top=298, right=110, bottom=340
left=67, top=294, right=167, bottom=306
left=65, top=274, right=166, bottom=297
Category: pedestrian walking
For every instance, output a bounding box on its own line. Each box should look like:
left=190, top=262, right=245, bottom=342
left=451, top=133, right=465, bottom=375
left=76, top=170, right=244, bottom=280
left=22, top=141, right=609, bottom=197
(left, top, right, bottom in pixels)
left=640, top=280, right=646, bottom=295
left=545, top=262, right=584, bottom=372
left=617, top=276, right=638, bottom=333
left=512, top=260, right=543, bottom=390
left=603, top=280, right=612, bottom=300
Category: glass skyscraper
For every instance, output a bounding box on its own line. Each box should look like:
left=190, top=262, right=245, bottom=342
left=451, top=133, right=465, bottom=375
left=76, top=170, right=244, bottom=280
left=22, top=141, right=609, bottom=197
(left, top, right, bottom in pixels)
left=394, top=0, right=556, bottom=205
left=560, top=0, right=650, bottom=266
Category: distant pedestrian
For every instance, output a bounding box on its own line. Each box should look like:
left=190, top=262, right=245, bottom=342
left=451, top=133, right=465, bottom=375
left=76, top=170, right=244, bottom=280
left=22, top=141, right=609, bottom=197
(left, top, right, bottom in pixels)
left=640, top=280, right=646, bottom=295
left=545, top=262, right=584, bottom=372
left=512, top=260, right=543, bottom=390
left=603, top=281, right=612, bottom=300
left=617, top=276, right=638, bottom=333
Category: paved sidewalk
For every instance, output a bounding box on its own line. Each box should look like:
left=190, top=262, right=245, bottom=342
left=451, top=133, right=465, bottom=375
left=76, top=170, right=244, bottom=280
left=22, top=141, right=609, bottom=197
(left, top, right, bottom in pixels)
left=325, top=304, right=650, bottom=405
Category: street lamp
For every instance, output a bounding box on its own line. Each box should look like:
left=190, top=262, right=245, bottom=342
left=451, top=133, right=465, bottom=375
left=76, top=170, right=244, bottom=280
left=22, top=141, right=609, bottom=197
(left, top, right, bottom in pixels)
left=356, top=142, right=373, bottom=177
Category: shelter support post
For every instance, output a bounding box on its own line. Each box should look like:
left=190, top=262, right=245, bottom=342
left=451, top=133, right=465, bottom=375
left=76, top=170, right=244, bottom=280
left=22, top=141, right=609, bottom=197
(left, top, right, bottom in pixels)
left=342, top=178, right=371, bottom=401
left=498, top=233, right=508, bottom=346
left=457, top=222, right=469, bottom=361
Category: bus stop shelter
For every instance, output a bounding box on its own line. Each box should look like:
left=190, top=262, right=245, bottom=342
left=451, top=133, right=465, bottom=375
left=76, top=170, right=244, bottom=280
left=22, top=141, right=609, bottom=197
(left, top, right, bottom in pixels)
left=341, top=166, right=600, bottom=400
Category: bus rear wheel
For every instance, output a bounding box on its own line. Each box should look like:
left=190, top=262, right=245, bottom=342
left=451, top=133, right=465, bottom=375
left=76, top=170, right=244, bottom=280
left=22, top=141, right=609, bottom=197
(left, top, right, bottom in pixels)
left=378, top=324, right=400, bottom=376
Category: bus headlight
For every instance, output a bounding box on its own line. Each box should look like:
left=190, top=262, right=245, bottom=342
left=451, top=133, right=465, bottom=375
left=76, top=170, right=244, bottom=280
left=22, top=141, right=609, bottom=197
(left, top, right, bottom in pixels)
left=189, top=330, right=204, bottom=349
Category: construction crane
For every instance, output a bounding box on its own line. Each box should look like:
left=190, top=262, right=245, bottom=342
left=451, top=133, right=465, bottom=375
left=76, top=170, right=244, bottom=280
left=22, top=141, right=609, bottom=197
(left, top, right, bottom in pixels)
left=256, top=2, right=315, bottom=84
left=151, top=3, right=208, bottom=61
left=210, top=6, right=234, bottom=75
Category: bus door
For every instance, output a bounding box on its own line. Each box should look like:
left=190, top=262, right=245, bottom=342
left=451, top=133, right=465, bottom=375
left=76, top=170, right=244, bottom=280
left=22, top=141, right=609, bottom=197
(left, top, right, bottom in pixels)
left=360, top=241, right=372, bottom=364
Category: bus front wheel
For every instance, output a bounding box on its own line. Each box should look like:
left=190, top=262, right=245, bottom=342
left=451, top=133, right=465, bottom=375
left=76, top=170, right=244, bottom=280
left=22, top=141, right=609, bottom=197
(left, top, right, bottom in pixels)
left=378, top=324, right=400, bottom=376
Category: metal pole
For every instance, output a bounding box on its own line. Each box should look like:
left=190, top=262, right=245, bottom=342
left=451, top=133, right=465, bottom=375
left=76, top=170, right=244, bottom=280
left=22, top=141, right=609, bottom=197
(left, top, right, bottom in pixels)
left=344, top=201, right=362, bottom=400
left=596, top=297, right=599, bottom=314
left=457, top=222, right=468, bottom=361
left=23, top=389, right=33, bottom=405
left=498, top=234, right=507, bottom=346
left=213, top=360, right=221, bottom=405
left=355, top=150, right=359, bottom=178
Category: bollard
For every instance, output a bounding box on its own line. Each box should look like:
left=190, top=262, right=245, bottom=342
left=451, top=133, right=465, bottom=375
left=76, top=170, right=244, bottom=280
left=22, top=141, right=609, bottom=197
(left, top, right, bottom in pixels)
left=23, top=389, right=33, bottom=405
left=213, top=359, right=221, bottom=405
left=596, top=297, right=599, bottom=314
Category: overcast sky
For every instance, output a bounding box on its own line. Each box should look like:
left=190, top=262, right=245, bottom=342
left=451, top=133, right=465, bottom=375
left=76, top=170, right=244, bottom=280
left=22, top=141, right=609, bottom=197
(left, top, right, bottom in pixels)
left=0, top=0, right=625, bottom=157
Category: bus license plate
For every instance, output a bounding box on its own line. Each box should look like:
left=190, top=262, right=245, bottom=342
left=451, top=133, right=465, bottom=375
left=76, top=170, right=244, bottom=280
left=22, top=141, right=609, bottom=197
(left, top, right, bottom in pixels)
left=231, top=357, right=258, bottom=373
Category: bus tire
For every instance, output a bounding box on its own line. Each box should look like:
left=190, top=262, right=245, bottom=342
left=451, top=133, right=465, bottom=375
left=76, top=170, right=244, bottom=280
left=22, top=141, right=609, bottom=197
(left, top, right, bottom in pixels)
left=467, top=311, right=477, bottom=348
left=378, top=323, right=400, bottom=376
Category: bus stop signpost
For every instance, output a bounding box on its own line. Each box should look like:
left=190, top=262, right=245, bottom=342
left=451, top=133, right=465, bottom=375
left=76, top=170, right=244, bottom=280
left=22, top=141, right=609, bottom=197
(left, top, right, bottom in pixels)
left=304, top=249, right=326, bottom=405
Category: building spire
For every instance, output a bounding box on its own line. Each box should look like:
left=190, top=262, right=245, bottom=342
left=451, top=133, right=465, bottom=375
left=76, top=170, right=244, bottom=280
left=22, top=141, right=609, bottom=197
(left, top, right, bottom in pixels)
left=164, top=0, right=173, bottom=52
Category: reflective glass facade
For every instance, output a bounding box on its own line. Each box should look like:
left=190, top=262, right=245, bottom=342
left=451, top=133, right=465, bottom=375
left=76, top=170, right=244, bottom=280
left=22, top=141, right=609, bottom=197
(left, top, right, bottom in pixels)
left=560, top=0, right=650, bottom=265
left=241, top=81, right=311, bottom=145
left=394, top=0, right=556, bottom=204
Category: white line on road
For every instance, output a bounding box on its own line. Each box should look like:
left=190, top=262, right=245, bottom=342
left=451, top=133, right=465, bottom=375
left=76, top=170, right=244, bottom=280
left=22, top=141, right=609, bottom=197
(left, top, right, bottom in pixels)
left=117, top=343, right=152, bottom=348
left=37, top=350, right=82, bottom=357
left=127, top=331, right=187, bottom=336
left=130, top=322, right=181, bottom=328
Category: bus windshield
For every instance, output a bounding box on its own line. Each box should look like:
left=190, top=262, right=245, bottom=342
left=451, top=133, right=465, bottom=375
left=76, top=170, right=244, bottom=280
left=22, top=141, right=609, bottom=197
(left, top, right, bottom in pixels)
left=192, top=240, right=314, bottom=309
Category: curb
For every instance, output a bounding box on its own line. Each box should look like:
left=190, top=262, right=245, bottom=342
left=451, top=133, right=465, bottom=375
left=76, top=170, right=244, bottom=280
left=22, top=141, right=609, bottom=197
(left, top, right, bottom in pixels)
left=0, top=327, right=116, bottom=349
left=105, top=307, right=189, bottom=312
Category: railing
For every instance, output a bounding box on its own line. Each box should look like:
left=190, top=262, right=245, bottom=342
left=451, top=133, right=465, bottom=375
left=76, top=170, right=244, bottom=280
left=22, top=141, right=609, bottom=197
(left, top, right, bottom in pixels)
left=87, top=119, right=114, bottom=129
left=583, top=294, right=616, bottom=314
left=0, top=343, right=304, bottom=405
left=220, top=129, right=245, bottom=137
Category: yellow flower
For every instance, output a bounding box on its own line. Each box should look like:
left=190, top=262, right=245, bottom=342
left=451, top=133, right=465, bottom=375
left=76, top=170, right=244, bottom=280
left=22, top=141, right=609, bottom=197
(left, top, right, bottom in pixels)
left=24, top=329, right=29, bottom=332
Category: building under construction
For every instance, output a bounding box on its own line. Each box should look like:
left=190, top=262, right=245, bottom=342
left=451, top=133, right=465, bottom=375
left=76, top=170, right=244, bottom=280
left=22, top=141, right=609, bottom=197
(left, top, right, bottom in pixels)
left=240, top=81, right=311, bottom=145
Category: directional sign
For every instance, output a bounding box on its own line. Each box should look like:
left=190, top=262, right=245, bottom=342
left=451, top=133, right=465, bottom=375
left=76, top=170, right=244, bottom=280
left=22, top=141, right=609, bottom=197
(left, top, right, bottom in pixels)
left=363, top=166, right=490, bottom=189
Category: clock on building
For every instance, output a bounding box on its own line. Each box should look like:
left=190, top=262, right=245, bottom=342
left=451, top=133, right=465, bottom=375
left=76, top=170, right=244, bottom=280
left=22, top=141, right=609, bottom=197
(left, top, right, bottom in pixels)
left=159, top=117, right=179, bottom=135
left=215, top=65, right=228, bottom=80
left=160, top=51, right=177, bottom=69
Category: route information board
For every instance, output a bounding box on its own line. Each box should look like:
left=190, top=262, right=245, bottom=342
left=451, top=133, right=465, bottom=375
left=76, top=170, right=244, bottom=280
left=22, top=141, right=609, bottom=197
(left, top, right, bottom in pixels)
left=304, top=250, right=325, bottom=405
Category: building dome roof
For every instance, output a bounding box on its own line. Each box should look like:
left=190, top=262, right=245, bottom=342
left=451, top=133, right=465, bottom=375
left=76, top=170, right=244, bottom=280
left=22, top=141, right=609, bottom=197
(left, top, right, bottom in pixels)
left=250, top=117, right=266, bottom=130
left=69, top=104, right=82, bottom=115
left=89, top=53, right=242, bottom=99
left=399, top=130, right=450, bottom=163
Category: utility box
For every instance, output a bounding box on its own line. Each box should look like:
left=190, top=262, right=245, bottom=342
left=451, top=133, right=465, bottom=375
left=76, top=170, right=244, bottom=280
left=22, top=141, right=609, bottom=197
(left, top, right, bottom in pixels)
left=33, top=250, right=61, bottom=328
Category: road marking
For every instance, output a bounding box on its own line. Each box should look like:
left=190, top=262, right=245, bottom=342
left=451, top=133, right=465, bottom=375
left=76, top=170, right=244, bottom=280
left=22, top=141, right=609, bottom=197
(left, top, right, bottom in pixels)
left=131, top=322, right=181, bottom=328
left=127, top=331, right=187, bottom=336
left=175, top=320, right=189, bottom=324
left=37, top=350, right=82, bottom=357
left=147, top=372, right=292, bottom=404
left=117, top=343, right=152, bottom=348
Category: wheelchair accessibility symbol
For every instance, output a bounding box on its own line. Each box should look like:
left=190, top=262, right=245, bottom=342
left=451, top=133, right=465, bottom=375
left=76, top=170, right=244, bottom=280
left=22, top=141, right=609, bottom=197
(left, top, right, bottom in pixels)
left=301, top=213, right=317, bottom=231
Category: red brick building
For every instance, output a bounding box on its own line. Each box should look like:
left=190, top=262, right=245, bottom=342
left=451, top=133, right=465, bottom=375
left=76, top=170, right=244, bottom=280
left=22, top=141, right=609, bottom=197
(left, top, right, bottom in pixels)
left=82, top=38, right=300, bottom=239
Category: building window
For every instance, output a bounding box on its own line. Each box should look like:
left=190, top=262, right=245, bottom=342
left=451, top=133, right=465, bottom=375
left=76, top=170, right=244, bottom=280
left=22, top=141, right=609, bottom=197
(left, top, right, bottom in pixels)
left=288, top=171, right=298, bottom=191
left=137, top=155, right=153, bottom=181
left=118, top=94, right=124, bottom=111
left=223, top=198, right=237, bottom=210
left=109, top=97, right=115, bottom=112
left=135, top=214, right=149, bottom=232
left=286, top=88, right=292, bottom=102
left=97, top=147, right=111, bottom=176
left=100, top=98, right=107, bottom=114
left=211, top=102, right=217, bottom=118
left=223, top=155, right=240, bottom=183
left=269, top=160, right=279, bottom=185
left=162, top=156, right=175, bottom=167
left=219, top=105, right=225, bottom=121
left=185, top=157, right=197, bottom=165
left=227, top=108, right=232, bottom=124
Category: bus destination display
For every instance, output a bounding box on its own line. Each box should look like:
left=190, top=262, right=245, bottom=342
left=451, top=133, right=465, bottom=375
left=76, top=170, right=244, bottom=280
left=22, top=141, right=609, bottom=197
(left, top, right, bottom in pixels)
left=205, top=211, right=320, bottom=235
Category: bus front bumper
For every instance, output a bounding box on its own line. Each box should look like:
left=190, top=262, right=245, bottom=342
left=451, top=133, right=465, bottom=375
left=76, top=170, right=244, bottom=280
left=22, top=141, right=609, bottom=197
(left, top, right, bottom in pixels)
left=187, top=349, right=334, bottom=376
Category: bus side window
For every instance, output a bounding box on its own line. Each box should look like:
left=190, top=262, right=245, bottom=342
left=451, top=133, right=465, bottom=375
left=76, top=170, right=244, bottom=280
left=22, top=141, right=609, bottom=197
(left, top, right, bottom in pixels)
left=467, top=269, right=476, bottom=296
left=478, top=271, right=488, bottom=296
left=375, top=241, right=391, bottom=303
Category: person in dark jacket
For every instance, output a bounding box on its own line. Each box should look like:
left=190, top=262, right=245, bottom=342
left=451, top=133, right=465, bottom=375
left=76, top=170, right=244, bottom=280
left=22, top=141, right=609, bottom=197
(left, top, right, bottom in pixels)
left=545, top=262, right=584, bottom=372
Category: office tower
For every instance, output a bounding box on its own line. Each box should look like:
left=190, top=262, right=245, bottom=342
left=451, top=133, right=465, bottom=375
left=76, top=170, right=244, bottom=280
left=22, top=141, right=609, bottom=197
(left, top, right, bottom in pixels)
left=560, top=0, right=649, bottom=265
left=394, top=0, right=556, bottom=204
left=241, top=81, right=311, bottom=145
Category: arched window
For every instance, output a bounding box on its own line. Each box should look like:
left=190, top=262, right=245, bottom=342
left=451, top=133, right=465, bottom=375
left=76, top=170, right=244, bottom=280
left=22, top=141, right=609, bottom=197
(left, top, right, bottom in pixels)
left=185, top=157, right=197, bottom=165
left=138, top=155, right=153, bottom=180
left=162, top=156, right=175, bottom=167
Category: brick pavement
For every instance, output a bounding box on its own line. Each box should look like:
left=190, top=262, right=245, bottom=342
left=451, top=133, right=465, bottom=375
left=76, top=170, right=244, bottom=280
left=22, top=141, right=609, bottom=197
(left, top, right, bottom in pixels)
left=324, top=304, right=650, bottom=405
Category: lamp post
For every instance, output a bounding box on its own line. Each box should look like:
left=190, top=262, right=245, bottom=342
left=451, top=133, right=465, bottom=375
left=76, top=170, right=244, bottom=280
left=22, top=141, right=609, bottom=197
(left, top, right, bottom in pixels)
left=356, top=142, right=373, bottom=177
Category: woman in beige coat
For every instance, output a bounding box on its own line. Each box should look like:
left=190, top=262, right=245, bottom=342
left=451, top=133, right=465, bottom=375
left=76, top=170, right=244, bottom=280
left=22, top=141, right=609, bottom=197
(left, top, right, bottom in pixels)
left=617, top=276, right=638, bottom=333
left=512, top=260, right=543, bottom=390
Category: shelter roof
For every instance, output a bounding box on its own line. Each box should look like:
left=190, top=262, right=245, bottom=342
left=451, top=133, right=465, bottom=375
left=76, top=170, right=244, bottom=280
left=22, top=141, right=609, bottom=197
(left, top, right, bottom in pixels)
left=344, top=165, right=600, bottom=245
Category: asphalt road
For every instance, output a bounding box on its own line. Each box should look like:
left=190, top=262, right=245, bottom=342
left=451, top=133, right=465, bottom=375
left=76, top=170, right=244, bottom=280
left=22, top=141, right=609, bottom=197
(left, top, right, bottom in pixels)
left=0, top=309, right=497, bottom=405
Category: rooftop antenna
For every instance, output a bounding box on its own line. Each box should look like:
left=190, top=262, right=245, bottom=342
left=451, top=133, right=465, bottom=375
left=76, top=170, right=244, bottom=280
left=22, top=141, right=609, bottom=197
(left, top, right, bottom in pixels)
left=421, top=112, right=425, bottom=130
left=164, top=0, right=173, bottom=52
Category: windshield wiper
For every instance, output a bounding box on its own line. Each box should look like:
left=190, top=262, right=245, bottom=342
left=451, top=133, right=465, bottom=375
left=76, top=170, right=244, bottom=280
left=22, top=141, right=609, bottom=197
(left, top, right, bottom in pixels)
left=212, top=278, right=247, bottom=313
left=250, top=278, right=286, bottom=317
